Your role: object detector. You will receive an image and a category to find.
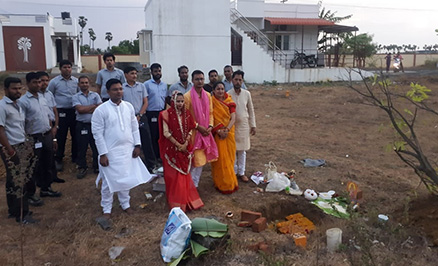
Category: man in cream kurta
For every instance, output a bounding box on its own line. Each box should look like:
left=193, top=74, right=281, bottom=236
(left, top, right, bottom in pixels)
left=228, top=70, right=256, bottom=182
left=92, top=79, right=152, bottom=219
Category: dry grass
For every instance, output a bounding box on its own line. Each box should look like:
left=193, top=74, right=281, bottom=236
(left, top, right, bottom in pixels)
left=1, top=73, right=438, bottom=265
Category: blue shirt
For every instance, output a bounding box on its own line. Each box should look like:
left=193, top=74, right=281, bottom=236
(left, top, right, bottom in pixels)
left=96, top=68, right=126, bottom=99
left=144, top=79, right=167, bottom=111
left=123, top=82, right=148, bottom=114
left=0, top=96, right=25, bottom=146
left=72, top=91, right=102, bottom=123
left=47, top=75, right=79, bottom=108
left=18, top=92, right=52, bottom=135
left=168, top=81, right=193, bottom=96
left=41, top=90, right=56, bottom=122
left=223, top=78, right=247, bottom=92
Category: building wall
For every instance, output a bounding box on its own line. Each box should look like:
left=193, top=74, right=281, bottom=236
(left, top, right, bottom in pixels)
left=144, top=0, right=230, bottom=84
left=0, top=14, right=79, bottom=72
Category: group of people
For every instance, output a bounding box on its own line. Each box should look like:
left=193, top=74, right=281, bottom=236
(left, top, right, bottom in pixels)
left=385, top=52, right=404, bottom=73
left=0, top=52, right=257, bottom=226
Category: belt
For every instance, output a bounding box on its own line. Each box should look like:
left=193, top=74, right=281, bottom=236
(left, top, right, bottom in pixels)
left=31, top=130, right=52, bottom=138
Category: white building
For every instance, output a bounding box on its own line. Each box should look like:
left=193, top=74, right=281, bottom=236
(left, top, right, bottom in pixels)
left=0, top=12, right=81, bottom=72
left=139, top=0, right=367, bottom=84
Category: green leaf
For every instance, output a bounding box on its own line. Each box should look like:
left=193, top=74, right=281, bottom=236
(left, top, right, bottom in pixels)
left=404, top=109, right=413, bottom=116
left=194, top=231, right=227, bottom=238
left=168, top=248, right=190, bottom=266
left=394, top=141, right=406, bottom=151
left=384, top=143, right=394, bottom=153
left=190, top=240, right=209, bottom=258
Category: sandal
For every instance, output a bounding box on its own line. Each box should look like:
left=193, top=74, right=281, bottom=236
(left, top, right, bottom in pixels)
left=96, top=216, right=112, bottom=231
left=238, top=174, right=249, bottom=182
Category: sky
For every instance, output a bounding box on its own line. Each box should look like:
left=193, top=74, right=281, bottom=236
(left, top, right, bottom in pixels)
left=1, top=0, right=437, bottom=50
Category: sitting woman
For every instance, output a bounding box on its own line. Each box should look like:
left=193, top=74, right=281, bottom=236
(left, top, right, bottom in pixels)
left=211, top=81, right=238, bottom=194
left=158, top=92, right=204, bottom=212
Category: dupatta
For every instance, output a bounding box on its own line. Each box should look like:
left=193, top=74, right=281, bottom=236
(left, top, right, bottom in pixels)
left=190, top=88, right=218, bottom=161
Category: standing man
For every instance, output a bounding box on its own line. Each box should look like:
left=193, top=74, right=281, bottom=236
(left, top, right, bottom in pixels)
left=37, top=71, right=64, bottom=183
left=19, top=72, right=62, bottom=202
left=203, top=69, right=219, bottom=93
left=123, top=66, right=157, bottom=172
left=168, top=65, right=193, bottom=97
left=47, top=59, right=79, bottom=171
left=96, top=53, right=126, bottom=102
left=144, top=63, right=167, bottom=160
left=184, top=70, right=218, bottom=187
left=72, top=76, right=102, bottom=179
left=0, top=77, right=37, bottom=223
left=223, top=65, right=247, bottom=92
left=92, top=79, right=152, bottom=230
left=228, top=70, right=256, bottom=183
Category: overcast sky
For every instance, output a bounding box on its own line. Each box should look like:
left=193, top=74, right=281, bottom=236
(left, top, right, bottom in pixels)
left=1, top=0, right=437, bottom=50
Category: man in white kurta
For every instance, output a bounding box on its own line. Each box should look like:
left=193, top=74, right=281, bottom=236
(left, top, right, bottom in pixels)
left=228, top=70, right=256, bottom=182
left=92, top=79, right=152, bottom=218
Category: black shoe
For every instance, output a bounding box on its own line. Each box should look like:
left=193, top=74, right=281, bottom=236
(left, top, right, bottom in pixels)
left=76, top=168, right=87, bottom=179
left=40, top=187, right=62, bottom=198
left=10, top=211, right=33, bottom=219
left=28, top=195, right=44, bottom=206
left=55, top=161, right=63, bottom=172
left=53, top=177, right=65, bottom=183
left=16, top=213, right=39, bottom=224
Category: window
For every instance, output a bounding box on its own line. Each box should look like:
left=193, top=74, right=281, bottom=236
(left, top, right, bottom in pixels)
left=275, top=35, right=289, bottom=50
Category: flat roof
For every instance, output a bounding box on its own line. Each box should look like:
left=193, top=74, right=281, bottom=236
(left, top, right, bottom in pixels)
left=265, top=17, right=335, bottom=26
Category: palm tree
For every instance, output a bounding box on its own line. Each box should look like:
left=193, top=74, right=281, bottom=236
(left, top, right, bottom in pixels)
left=88, top=28, right=96, bottom=50
left=78, top=16, right=87, bottom=47
left=105, top=32, right=113, bottom=50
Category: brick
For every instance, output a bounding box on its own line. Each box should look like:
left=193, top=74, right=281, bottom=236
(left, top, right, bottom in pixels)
left=356, top=189, right=363, bottom=200
left=252, top=217, right=267, bottom=233
left=241, top=210, right=262, bottom=224
left=293, top=233, right=307, bottom=248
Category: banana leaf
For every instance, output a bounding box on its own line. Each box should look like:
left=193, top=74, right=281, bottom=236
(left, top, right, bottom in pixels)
left=191, top=218, right=228, bottom=238
left=168, top=248, right=190, bottom=266
left=190, top=240, right=209, bottom=257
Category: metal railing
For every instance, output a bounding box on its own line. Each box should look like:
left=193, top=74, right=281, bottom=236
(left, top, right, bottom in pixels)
left=230, top=8, right=288, bottom=67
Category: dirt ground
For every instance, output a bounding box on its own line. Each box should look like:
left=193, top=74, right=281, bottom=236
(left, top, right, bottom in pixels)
left=1, top=71, right=438, bottom=265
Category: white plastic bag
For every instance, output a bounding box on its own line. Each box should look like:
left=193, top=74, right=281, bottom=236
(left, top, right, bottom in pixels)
left=265, top=172, right=291, bottom=192
left=160, top=207, right=192, bottom=262
left=264, top=161, right=277, bottom=183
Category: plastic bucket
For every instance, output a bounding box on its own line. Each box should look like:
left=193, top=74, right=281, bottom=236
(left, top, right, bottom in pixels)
left=326, top=228, right=342, bottom=252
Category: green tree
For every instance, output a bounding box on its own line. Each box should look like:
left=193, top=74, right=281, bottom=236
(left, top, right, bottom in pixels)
left=88, top=28, right=96, bottom=51
left=105, top=32, right=113, bottom=50
left=348, top=73, right=438, bottom=195
left=78, top=16, right=87, bottom=48
left=110, top=39, right=139, bottom=55
left=317, top=1, right=353, bottom=53
left=344, top=33, right=377, bottom=68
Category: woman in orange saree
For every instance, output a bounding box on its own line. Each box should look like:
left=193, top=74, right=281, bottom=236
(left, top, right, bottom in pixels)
left=211, top=82, right=238, bottom=194
left=158, top=92, right=204, bottom=212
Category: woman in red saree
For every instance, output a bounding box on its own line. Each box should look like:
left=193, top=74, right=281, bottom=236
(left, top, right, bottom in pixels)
left=158, top=92, right=204, bottom=212
left=211, top=82, right=238, bottom=194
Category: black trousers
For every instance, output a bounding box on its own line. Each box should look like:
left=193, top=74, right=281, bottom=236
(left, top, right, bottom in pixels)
left=55, top=108, right=77, bottom=163
left=26, top=132, right=54, bottom=193
left=75, top=121, right=98, bottom=170
left=0, top=143, right=31, bottom=218
left=146, top=111, right=162, bottom=160
left=139, top=115, right=157, bottom=170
